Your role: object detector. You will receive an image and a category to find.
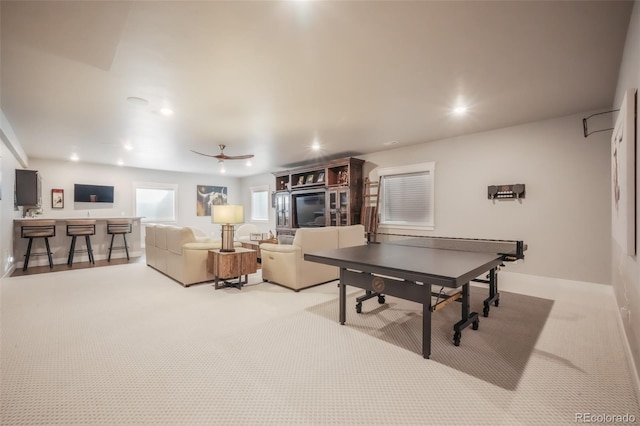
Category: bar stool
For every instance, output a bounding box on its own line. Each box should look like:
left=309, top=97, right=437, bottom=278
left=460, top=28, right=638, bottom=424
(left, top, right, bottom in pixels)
left=21, top=220, right=56, bottom=271
left=66, top=219, right=96, bottom=266
left=107, top=219, right=132, bottom=261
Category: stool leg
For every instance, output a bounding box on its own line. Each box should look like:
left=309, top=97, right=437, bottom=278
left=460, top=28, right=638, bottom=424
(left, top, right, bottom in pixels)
left=108, top=234, right=115, bottom=262
left=68, top=236, right=77, bottom=266
left=23, top=238, right=34, bottom=271
left=85, top=236, right=94, bottom=264
left=123, top=233, right=130, bottom=260
left=44, top=237, right=53, bottom=268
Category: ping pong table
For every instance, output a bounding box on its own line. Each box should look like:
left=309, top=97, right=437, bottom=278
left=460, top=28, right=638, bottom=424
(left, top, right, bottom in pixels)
left=304, top=237, right=525, bottom=358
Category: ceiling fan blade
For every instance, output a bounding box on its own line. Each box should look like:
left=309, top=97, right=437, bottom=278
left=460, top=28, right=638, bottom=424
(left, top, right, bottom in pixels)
left=224, top=154, right=254, bottom=160
left=190, top=149, right=223, bottom=159
left=191, top=147, right=254, bottom=160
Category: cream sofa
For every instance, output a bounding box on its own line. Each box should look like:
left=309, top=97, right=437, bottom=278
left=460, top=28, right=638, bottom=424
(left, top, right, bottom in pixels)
left=260, top=224, right=365, bottom=291
left=145, top=224, right=237, bottom=287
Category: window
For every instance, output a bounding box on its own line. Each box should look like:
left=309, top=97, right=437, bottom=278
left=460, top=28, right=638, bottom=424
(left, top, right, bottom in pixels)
left=134, top=182, right=178, bottom=223
left=250, top=185, right=269, bottom=222
left=378, top=162, right=435, bottom=230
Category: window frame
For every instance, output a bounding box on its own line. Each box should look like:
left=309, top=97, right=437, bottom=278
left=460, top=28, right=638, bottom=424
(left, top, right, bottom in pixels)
left=250, top=184, right=269, bottom=222
left=377, top=162, right=435, bottom=231
left=133, top=182, right=179, bottom=224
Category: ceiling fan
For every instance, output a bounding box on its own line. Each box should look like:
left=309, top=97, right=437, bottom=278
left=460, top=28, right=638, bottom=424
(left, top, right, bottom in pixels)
left=190, top=144, right=254, bottom=162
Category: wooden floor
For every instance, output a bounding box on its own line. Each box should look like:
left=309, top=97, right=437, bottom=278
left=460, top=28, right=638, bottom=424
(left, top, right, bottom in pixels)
left=11, top=256, right=144, bottom=277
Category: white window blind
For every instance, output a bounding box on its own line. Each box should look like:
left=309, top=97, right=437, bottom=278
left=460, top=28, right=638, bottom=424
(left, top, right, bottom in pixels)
left=379, top=162, right=435, bottom=230
left=250, top=185, right=269, bottom=222
left=134, top=184, right=177, bottom=223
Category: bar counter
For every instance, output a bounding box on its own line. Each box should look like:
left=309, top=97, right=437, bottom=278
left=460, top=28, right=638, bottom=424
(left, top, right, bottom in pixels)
left=14, top=217, right=143, bottom=269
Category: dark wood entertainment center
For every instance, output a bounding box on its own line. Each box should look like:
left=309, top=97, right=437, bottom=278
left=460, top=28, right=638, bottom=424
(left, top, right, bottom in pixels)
left=273, top=157, right=364, bottom=236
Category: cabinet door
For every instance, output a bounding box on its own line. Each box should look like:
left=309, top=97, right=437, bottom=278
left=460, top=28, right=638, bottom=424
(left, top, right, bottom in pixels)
left=328, top=189, right=350, bottom=226
left=15, top=170, right=41, bottom=207
left=275, top=192, right=290, bottom=228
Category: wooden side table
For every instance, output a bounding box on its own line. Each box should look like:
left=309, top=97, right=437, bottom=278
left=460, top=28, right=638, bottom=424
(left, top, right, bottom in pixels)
left=241, top=238, right=278, bottom=262
left=207, top=247, right=258, bottom=290
left=240, top=241, right=260, bottom=260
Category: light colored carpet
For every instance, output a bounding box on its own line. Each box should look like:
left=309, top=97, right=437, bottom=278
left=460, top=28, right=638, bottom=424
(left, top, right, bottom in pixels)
left=1, top=264, right=638, bottom=425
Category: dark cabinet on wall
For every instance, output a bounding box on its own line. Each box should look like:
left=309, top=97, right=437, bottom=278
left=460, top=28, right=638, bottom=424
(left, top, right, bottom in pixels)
left=273, top=157, right=364, bottom=236
left=15, top=169, right=42, bottom=207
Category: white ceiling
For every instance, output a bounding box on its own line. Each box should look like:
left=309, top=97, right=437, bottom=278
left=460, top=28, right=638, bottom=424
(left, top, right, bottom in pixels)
left=0, top=1, right=633, bottom=177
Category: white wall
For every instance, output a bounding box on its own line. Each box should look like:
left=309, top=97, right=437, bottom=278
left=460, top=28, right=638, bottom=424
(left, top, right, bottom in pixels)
left=612, top=0, right=640, bottom=384
left=1, top=142, right=24, bottom=277
left=239, top=172, right=277, bottom=237
left=24, top=157, right=241, bottom=239
left=362, top=112, right=611, bottom=285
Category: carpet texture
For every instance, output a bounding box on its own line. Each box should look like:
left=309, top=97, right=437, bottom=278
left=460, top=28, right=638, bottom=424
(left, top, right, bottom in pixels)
left=307, top=287, right=554, bottom=390
left=1, top=263, right=638, bottom=425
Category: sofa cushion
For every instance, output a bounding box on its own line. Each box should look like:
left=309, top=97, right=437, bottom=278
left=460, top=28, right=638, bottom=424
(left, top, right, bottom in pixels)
left=145, top=224, right=156, bottom=246
left=155, top=225, right=168, bottom=250
left=277, top=235, right=295, bottom=245
left=338, top=224, right=366, bottom=248
left=292, top=227, right=338, bottom=254
left=167, top=226, right=196, bottom=255
left=183, top=241, right=222, bottom=250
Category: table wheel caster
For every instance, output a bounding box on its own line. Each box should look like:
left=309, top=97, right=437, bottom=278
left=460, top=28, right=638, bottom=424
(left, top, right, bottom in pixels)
left=494, top=299, right=500, bottom=307
left=377, top=295, right=385, bottom=304
left=472, top=320, right=479, bottom=330
left=356, top=302, right=362, bottom=313
left=483, top=306, right=489, bottom=317
left=453, top=331, right=461, bottom=346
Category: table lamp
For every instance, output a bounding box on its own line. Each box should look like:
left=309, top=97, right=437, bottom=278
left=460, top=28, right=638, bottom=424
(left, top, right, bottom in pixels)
left=212, top=205, right=244, bottom=252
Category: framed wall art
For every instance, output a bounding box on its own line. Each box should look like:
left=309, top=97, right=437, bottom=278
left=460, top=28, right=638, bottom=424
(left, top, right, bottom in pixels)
left=52, top=188, right=64, bottom=209
left=197, top=185, right=228, bottom=216
left=611, top=88, right=637, bottom=255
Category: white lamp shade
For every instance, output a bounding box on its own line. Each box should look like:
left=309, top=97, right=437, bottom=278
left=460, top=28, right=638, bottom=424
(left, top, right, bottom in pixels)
left=212, top=205, right=244, bottom=224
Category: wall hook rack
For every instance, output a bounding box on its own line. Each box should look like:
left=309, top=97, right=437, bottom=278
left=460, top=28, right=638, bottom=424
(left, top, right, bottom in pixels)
left=488, top=184, right=525, bottom=200
left=582, top=109, right=619, bottom=137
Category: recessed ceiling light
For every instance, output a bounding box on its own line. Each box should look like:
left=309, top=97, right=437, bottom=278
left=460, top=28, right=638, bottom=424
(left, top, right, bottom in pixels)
left=245, top=160, right=253, bottom=167
left=123, top=142, right=133, bottom=151
left=126, top=96, right=149, bottom=106
left=70, top=153, right=79, bottom=161
left=383, top=140, right=399, bottom=146
left=159, top=107, right=174, bottom=116
left=311, top=141, right=321, bottom=151
left=453, top=105, right=468, bottom=115
left=117, top=160, right=124, bottom=166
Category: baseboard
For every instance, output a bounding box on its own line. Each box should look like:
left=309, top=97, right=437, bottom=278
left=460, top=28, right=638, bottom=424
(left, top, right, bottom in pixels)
left=2, top=263, right=16, bottom=280
left=615, top=304, right=640, bottom=406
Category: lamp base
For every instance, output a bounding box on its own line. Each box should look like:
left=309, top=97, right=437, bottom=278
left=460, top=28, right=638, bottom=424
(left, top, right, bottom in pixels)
left=220, top=224, right=236, bottom=252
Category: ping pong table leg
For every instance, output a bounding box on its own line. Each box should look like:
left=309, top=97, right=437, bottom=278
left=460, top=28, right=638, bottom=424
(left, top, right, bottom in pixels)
left=482, top=267, right=500, bottom=317
left=339, top=268, right=346, bottom=325
left=453, top=283, right=479, bottom=346
left=423, top=286, right=431, bottom=359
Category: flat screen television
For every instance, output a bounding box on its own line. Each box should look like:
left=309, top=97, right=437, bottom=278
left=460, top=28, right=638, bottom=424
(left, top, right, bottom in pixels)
left=294, top=193, right=326, bottom=227
left=74, top=184, right=114, bottom=203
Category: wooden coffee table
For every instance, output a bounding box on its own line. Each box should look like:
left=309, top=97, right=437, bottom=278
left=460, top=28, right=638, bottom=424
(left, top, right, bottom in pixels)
left=207, top=248, right=257, bottom=289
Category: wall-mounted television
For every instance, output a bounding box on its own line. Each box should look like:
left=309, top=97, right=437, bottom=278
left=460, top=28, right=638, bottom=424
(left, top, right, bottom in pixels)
left=294, top=192, right=326, bottom=227
left=74, top=184, right=114, bottom=203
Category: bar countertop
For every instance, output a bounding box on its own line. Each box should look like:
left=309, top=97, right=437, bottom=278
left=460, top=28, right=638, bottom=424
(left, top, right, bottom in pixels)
left=14, top=216, right=143, bottom=222
left=13, top=217, right=143, bottom=269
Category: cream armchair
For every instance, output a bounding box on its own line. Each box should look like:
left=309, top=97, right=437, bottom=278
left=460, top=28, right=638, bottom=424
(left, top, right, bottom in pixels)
left=261, top=225, right=365, bottom=291
left=234, top=223, right=259, bottom=242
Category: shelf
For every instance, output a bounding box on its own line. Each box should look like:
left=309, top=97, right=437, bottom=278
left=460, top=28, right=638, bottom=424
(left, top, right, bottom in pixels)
left=272, top=157, right=365, bottom=235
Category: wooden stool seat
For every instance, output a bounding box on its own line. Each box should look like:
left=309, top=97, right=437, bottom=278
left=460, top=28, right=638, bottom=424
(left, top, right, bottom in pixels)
left=21, top=220, right=56, bottom=271
left=66, top=219, right=96, bottom=266
left=106, top=219, right=131, bottom=261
